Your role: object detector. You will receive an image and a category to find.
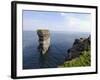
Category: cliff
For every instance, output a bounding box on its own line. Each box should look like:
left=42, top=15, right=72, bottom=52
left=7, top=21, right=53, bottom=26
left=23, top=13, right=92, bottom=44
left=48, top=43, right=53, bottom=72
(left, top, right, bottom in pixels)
left=66, top=35, right=91, bottom=60
left=59, top=35, right=91, bottom=67
left=59, top=50, right=91, bottom=67
left=37, top=29, right=50, bottom=54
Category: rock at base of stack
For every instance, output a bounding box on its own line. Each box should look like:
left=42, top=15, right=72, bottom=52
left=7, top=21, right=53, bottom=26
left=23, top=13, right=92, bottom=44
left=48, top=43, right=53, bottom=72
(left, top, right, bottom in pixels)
left=37, top=29, right=50, bottom=54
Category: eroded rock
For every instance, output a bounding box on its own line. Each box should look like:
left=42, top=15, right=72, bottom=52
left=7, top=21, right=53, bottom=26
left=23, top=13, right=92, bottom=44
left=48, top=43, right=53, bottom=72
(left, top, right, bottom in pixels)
left=37, top=29, right=50, bottom=54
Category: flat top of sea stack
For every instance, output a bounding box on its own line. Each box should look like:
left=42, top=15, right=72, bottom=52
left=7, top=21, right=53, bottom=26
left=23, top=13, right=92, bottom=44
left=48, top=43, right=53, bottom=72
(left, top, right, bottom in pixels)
left=37, top=29, right=50, bottom=35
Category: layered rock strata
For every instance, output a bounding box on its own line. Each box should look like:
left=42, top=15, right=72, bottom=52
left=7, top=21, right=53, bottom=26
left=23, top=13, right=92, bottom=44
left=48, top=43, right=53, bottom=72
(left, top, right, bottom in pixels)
left=37, top=29, right=50, bottom=54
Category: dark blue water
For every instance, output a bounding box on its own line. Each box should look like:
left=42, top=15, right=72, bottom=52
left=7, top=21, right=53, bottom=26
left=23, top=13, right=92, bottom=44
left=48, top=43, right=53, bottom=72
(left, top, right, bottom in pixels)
left=23, top=31, right=89, bottom=69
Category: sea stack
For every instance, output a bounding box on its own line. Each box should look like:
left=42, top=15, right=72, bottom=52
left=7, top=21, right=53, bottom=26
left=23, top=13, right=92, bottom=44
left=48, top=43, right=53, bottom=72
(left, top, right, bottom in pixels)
left=37, top=29, right=50, bottom=54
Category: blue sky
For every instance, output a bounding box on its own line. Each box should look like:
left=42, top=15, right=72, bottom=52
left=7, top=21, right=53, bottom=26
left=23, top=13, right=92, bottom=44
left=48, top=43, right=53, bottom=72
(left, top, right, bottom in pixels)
left=23, top=10, right=91, bottom=32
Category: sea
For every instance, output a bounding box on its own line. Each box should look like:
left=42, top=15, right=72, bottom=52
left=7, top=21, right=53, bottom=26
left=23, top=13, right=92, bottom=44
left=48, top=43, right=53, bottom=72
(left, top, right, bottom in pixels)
left=23, top=31, right=90, bottom=69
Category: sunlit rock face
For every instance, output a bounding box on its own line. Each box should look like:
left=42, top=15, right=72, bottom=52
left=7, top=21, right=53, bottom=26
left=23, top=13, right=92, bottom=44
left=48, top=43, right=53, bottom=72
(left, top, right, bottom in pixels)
left=37, top=29, right=50, bottom=54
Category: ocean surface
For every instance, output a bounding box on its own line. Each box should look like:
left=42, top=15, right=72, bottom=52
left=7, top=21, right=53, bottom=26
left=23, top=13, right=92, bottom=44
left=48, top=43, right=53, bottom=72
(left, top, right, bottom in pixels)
left=23, top=31, right=90, bottom=69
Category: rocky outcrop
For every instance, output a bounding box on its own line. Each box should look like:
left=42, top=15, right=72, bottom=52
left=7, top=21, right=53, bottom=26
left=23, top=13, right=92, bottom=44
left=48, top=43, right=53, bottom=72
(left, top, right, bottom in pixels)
left=66, top=36, right=91, bottom=60
left=37, top=29, right=50, bottom=54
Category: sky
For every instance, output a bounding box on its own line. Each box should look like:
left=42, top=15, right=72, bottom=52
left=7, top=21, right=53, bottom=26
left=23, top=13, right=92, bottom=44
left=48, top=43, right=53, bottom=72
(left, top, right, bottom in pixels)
left=23, top=10, right=91, bottom=32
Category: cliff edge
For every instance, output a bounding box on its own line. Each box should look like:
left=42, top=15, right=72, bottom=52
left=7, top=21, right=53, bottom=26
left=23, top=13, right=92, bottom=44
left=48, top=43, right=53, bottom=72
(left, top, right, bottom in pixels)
left=66, top=35, right=90, bottom=60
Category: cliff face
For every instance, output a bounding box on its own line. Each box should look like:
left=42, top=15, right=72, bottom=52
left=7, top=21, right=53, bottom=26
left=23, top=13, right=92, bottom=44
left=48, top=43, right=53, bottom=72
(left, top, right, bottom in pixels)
left=37, top=29, right=50, bottom=54
left=66, top=36, right=90, bottom=60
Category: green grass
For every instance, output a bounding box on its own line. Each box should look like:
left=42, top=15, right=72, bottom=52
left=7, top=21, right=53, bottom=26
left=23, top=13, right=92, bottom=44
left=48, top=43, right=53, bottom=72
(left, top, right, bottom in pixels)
left=59, top=50, right=91, bottom=67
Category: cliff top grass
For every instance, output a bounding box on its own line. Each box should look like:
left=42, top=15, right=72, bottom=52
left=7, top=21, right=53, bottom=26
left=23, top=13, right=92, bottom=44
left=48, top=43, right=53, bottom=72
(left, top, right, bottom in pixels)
left=59, top=50, right=91, bottom=67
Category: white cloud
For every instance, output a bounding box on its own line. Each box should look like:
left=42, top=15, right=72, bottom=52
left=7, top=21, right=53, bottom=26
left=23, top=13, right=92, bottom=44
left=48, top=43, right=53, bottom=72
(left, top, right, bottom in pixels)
left=68, top=17, right=79, bottom=27
left=64, top=16, right=91, bottom=32
left=60, top=12, right=91, bottom=32
left=23, top=12, right=91, bottom=32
